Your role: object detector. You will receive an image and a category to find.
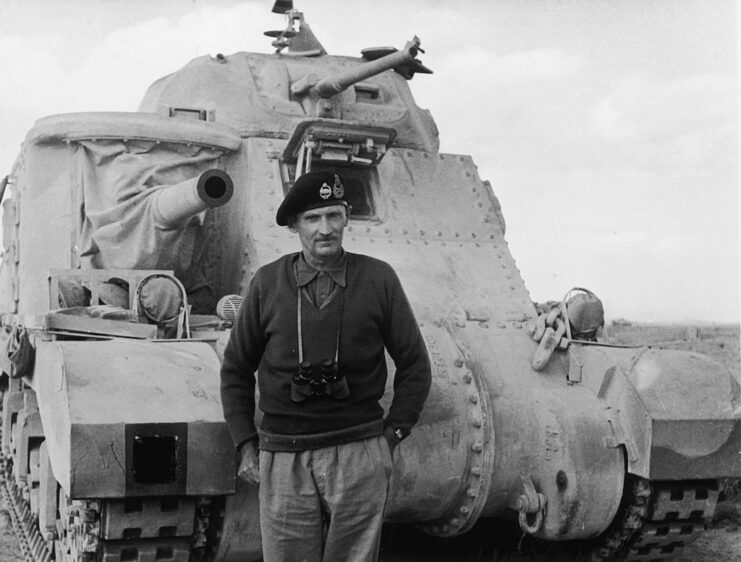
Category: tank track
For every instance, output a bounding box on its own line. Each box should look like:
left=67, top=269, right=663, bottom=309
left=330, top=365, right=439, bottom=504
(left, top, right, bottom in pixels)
left=0, top=434, right=220, bottom=562
left=0, top=458, right=51, bottom=562
left=587, top=476, right=719, bottom=562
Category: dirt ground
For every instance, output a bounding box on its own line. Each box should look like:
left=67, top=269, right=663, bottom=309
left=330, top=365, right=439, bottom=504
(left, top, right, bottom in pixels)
left=0, top=322, right=739, bottom=561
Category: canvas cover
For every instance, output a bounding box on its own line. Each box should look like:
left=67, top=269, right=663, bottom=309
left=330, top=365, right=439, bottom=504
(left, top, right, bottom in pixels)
left=23, top=113, right=241, bottom=313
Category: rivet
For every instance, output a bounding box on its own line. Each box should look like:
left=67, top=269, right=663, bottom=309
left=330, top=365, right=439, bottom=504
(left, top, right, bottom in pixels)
left=450, top=517, right=460, bottom=526
left=467, top=488, right=477, bottom=498
left=469, top=394, right=478, bottom=404
left=419, top=230, right=425, bottom=236
left=470, top=467, right=482, bottom=476
left=442, top=524, right=450, bottom=533
left=384, top=228, right=390, bottom=234
left=437, top=231, right=442, bottom=236
left=471, top=233, right=477, bottom=238
left=472, top=442, right=483, bottom=452
left=366, top=227, right=371, bottom=233
left=460, top=506, right=470, bottom=514
left=454, top=358, right=464, bottom=368
left=455, top=232, right=460, bottom=238
left=347, top=226, right=353, bottom=232
left=472, top=418, right=482, bottom=428
left=480, top=322, right=489, bottom=329
left=497, top=322, right=506, bottom=329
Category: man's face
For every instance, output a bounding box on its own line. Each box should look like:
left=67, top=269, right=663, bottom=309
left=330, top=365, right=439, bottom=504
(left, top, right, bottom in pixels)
left=289, top=205, right=348, bottom=263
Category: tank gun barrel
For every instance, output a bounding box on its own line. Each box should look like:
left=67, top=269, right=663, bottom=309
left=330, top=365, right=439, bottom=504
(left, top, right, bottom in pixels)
left=310, top=36, right=422, bottom=98
left=153, top=168, right=234, bottom=228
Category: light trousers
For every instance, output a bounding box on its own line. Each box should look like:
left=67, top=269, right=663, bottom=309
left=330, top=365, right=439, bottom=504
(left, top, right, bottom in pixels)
left=259, top=435, right=393, bottom=562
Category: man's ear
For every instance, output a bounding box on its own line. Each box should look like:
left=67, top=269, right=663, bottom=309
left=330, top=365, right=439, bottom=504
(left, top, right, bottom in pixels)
left=287, top=217, right=297, bottom=232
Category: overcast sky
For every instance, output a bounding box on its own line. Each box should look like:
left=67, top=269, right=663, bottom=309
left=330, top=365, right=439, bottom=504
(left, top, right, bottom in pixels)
left=0, top=0, right=737, bottom=323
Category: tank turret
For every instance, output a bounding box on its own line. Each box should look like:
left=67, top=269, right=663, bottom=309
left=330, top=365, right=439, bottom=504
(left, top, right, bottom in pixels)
left=0, top=3, right=738, bottom=562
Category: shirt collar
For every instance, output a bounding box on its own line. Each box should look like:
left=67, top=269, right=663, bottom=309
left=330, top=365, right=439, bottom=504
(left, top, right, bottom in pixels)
left=295, top=251, right=347, bottom=288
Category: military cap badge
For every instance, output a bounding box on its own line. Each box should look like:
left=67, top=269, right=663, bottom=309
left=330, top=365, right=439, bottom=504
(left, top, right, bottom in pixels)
left=332, top=174, right=344, bottom=198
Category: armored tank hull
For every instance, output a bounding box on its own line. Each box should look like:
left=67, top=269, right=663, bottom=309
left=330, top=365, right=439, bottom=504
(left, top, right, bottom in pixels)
left=0, top=4, right=738, bottom=562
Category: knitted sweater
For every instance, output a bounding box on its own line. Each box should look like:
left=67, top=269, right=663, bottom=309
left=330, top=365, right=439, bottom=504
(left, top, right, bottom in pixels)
left=220, top=252, right=431, bottom=452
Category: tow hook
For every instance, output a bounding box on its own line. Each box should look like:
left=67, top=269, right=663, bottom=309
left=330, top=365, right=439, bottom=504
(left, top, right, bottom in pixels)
left=516, top=474, right=547, bottom=534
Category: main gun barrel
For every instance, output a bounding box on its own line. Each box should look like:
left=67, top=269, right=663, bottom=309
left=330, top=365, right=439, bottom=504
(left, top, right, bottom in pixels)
left=311, top=37, right=421, bottom=98
left=153, top=168, right=234, bottom=228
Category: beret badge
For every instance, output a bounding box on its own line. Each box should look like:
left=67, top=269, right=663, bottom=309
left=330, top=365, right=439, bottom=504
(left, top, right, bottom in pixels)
left=332, top=174, right=344, bottom=198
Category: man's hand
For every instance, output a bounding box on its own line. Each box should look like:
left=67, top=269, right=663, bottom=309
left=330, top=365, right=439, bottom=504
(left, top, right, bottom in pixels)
left=383, top=425, right=399, bottom=456
left=237, top=440, right=260, bottom=485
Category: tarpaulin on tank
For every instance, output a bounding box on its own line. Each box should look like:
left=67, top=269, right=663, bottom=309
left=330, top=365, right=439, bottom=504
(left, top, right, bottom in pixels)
left=75, top=138, right=226, bottom=311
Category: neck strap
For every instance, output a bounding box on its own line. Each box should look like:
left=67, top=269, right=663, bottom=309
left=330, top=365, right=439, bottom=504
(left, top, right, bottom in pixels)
left=297, top=282, right=344, bottom=365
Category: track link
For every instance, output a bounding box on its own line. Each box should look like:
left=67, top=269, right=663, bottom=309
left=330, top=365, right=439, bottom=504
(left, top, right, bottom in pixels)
left=590, top=477, right=719, bottom=562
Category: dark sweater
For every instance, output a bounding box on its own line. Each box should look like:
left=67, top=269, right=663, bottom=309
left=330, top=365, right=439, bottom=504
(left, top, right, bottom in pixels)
left=220, top=252, right=431, bottom=451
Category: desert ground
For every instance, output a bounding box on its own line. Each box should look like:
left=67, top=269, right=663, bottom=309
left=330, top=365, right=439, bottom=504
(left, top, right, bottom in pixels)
left=0, top=321, right=739, bottom=561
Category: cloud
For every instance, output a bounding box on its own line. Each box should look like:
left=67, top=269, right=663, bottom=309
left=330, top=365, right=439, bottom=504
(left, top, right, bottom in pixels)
left=415, top=46, right=584, bottom=155
left=437, top=46, right=583, bottom=85
left=589, top=73, right=735, bottom=170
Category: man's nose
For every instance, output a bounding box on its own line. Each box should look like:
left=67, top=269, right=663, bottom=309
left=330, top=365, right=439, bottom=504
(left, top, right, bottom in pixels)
left=318, top=217, right=333, bottom=234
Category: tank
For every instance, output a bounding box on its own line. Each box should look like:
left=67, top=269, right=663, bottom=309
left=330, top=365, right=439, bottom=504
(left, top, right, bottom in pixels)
left=0, top=3, right=738, bottom=561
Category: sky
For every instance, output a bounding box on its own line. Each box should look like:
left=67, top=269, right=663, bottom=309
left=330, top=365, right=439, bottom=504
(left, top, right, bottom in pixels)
left=0, top=0, right=737, bottom=323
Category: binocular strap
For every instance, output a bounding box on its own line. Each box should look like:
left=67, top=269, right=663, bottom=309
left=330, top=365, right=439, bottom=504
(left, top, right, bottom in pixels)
left=297, top=284, right=344, bottom=366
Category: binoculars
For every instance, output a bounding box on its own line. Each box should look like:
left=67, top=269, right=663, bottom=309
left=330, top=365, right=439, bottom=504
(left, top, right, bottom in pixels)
left=290, top=359, right=350, bottom=402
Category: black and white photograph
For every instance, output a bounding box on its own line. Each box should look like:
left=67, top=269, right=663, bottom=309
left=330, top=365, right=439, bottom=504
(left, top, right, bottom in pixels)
left=0, top=1, right=737, bottom=561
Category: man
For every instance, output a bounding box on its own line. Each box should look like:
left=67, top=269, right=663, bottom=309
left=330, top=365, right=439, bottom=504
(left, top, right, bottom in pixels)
left=220, top=170, right=432, bottom=562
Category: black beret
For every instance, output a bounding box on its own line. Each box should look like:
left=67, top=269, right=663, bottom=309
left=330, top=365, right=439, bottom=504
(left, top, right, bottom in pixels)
left=276, top=171, right=348, bottom=226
